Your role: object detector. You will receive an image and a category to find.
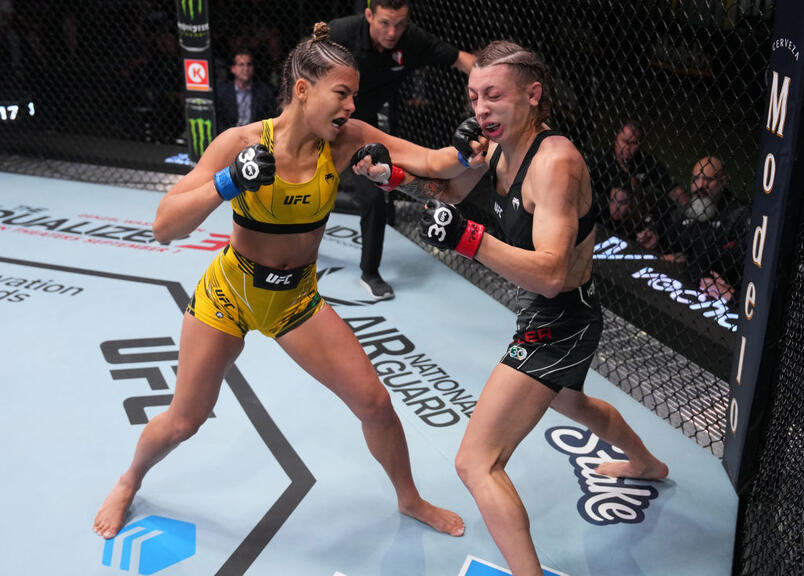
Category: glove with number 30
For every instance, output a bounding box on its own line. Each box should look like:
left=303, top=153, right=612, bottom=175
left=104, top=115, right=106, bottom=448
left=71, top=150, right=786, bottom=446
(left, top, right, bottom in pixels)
left=214, top=144, right=276, bottom=200
left=419, top=199, right=485, bottom=259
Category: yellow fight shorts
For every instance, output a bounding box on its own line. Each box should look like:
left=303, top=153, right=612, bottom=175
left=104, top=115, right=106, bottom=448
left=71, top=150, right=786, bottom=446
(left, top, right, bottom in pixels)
left=187, top=244, right=325, bottom=339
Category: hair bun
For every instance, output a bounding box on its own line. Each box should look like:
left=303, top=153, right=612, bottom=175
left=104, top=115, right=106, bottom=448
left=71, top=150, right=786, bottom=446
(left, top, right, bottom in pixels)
left=312, top=22, right=330, bottom=42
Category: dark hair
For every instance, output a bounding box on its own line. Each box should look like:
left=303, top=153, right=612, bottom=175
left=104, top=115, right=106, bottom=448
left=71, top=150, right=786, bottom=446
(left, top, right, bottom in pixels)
left=278, top=22, right=358, bottom=109
left=230, top=48, right=254, bottom=65
left=621, top=120, right=644, bottom=142
left=474, top=40, right=550, bottom=125
left=368, top=0, right=409, bottom=12
left=608, top=181, right=645, bottom=223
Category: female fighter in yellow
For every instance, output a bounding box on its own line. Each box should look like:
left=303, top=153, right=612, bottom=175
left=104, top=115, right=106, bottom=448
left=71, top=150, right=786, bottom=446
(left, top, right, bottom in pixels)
left=93, top=22, right=476, bottom=541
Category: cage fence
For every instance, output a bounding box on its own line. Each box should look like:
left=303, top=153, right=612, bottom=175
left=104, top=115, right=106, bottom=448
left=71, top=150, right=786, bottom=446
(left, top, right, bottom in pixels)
left=3, top=3, right=798, bottom=573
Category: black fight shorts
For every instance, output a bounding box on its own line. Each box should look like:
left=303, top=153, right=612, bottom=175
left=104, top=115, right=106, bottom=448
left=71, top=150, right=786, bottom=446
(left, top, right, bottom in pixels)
left=500, top=279, right=603, bottom=392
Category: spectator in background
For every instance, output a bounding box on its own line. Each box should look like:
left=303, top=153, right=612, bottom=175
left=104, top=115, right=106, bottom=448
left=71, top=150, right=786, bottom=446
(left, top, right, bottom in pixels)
left=588, top=120, right=686, bottom=240
left=599, top=182, right=659, bottom=251
left=219, top=17, right=284, bottom=92
left=251, top=24, right=284, bottom=92
left=144, top=10, right=185, bottom=144
left=215, top=49, right=277, bottom=133
left=328, top=0, right=475, bottom=300
left=662, top=156, right=749, bottom=304
left=0, top=0, right=22, bottom=82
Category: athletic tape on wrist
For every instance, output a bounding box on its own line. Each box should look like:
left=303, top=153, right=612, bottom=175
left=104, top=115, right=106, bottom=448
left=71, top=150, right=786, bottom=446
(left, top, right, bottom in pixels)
left=455, top=220, right=485, bottom=258
left=379, top=165, right=405, bottom=191
left=214, top=168, right=240, bottom=200
left=457, top=151, right=471, bottom=168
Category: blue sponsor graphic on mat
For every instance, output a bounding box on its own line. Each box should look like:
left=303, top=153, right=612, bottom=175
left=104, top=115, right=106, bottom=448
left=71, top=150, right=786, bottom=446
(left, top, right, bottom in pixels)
left=460, top=555, right=568, bottom=576
left=463, top=559, right=511, bottom=576
left=102, top=515, right=196, bottom=574
left=545, top=425, right=659, bottom=526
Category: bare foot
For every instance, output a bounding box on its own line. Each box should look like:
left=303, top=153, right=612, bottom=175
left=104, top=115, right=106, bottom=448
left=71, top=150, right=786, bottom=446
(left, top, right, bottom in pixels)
left=595, top=458, right=669, bottom=480
left=399, top=499, right=465, bottom=537
left=93, top=477, right=138, bottom=539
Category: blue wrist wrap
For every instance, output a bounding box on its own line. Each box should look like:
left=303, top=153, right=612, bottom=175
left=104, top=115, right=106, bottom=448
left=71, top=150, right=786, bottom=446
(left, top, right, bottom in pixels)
left=457, top=151, right=471, bottom=168
left=214, top=168, right=240, bottom=200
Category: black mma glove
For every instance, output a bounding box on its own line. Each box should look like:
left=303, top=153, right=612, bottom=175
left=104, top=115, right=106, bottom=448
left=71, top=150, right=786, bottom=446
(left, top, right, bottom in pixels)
left=350, top=143, right=405, bottom=191
left=419, top=199, right=485, bottom=258
left=452, top=117, right=483, bottom=167
left=214, top=144, right=276, bottom=200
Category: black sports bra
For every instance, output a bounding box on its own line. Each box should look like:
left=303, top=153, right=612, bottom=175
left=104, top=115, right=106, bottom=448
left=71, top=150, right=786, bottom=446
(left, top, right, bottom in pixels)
left=488, top=130, right=595, bottom=250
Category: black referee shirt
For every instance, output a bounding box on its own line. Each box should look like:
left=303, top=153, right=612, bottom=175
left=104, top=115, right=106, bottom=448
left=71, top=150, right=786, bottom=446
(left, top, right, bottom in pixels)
left=328, top=14, right=459, bottom=128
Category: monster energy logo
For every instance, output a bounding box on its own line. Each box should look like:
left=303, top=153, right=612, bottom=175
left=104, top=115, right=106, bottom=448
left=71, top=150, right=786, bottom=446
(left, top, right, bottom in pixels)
left=180, top=0, right=204, bottom=20
left=189, top=117, right=212, bottom=157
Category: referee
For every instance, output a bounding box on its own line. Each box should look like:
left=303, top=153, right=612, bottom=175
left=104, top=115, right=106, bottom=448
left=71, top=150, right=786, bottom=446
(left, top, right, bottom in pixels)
left=329, top=0, right=475, bottom=300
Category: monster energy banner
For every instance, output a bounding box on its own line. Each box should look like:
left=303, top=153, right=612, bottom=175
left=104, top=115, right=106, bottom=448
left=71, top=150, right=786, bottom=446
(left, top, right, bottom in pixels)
left=722, top=0, right=804, bottom=492
left=177, top=0, right=210, bottom=52
left=187, top=98, right=215, bottom=162
left=177, top=0, right=215, bottom=162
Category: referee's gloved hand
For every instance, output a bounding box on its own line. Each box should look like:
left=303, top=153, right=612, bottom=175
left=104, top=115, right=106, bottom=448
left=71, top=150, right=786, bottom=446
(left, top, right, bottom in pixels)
left=419, top=199, right=485, bottom=259
left=214, top=144, right=275, bottom=200
left=452, top=116, right=484, bottom=167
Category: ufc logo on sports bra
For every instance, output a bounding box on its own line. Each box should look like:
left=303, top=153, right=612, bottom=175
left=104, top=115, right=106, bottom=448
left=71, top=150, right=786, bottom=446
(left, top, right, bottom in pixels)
left=283, top=194, right=311, bottom=205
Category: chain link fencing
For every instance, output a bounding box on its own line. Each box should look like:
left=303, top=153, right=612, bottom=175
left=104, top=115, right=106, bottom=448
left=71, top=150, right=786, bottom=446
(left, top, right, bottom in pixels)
left=0, top=0, right=775, bottom=456
left=733, top=212, right=804, bottom=576
left=384, top=0, right=774, bottom=461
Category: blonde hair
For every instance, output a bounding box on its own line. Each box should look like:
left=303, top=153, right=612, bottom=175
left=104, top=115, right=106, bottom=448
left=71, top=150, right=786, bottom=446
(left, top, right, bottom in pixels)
left=278, top=22, right=357, bottom=108
left=474, top=40, right=551, bottom=124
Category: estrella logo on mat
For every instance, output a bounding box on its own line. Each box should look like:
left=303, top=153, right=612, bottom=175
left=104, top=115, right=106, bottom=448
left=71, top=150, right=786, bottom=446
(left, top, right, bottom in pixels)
left=545, top=426, right=659, bottom=526
left=102, top=515, right=196, bottom=574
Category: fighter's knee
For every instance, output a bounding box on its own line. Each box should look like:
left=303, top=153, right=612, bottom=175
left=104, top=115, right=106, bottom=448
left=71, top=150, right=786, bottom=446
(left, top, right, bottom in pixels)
left=454, top=452, right=471, bottom=486
left=171, top=415, right=205, bottom=442
left=355, top=387, right=395, bottom=424
left=454, top=450, right=485, bottom=489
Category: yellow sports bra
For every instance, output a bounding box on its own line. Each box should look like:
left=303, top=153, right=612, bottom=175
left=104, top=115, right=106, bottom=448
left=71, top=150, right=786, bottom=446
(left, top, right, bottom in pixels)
left=230, top=119, right=340, bottom=234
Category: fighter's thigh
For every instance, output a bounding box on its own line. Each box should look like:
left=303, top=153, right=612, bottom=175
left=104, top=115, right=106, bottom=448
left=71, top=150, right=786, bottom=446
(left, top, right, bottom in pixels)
left=276, top=305, right=385, bottom=409
left=169, top=312, right=245, bottom=422
left=459, top=364, right=557, bottom=464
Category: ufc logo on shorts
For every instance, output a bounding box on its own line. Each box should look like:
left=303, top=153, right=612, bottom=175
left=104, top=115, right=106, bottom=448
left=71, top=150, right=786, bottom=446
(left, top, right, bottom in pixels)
left=427, top=206, right=453, bottom=242
left=265, top=272, right=293, bottom=286
left=238, top=148, right=260, bottom=180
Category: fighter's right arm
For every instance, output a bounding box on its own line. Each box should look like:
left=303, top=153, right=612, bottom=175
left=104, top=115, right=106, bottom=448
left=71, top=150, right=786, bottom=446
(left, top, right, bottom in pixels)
left=349, top=142, right=488, bottom=205
left=152, top=126, right=263, bottom=243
